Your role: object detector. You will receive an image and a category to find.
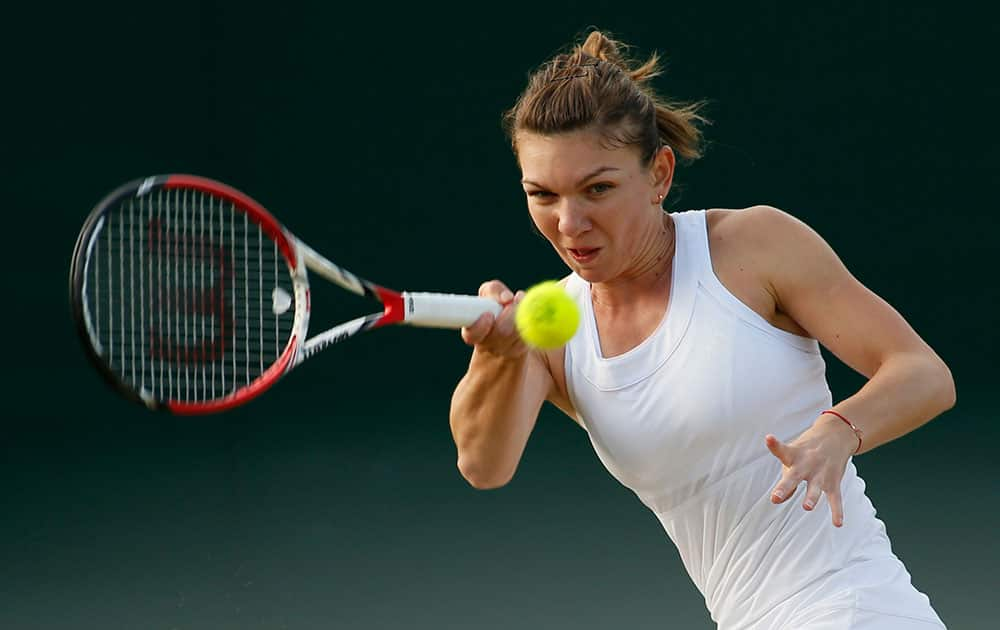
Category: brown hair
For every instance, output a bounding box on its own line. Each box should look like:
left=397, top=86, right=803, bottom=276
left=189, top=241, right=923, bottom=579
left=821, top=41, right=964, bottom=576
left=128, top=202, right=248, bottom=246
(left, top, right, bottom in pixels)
left=503, top=29, right=708, bottom=166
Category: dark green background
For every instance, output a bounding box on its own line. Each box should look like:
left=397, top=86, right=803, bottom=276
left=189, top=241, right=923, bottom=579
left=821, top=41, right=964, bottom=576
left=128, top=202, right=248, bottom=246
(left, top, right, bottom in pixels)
left=5, top=2, right=997, bottom=628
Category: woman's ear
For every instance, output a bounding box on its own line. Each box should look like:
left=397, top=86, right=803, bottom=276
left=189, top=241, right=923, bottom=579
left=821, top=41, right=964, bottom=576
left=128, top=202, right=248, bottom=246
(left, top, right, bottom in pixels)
left=650, top=145, right=676, bottom=200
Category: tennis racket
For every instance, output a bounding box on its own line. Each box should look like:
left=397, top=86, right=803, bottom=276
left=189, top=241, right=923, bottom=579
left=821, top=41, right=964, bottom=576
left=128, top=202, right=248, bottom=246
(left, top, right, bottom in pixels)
left=69, top=174, right=501, bottom=414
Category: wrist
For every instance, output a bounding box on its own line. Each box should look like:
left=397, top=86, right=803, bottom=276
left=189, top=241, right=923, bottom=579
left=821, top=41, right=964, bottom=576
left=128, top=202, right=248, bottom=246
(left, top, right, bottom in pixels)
left=817, top=409, right=863, bottom=455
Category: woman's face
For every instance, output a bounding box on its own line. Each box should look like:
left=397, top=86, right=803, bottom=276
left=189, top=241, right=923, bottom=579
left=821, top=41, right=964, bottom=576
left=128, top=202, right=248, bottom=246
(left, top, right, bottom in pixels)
left=517, top=129, right=674, bottom=284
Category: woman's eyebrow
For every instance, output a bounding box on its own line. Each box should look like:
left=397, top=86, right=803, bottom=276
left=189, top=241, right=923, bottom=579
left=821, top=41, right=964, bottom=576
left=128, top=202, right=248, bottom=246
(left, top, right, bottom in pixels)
left=522, top=166, right=621, bottom=188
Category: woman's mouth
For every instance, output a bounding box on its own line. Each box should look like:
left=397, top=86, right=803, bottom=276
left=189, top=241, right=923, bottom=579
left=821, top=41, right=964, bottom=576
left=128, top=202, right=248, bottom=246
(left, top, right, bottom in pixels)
left=568, top=247, right=600, bottom=263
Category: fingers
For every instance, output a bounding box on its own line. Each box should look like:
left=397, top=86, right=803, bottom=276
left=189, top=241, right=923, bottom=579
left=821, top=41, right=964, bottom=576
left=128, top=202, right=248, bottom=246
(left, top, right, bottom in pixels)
left=491, top=290, right=524, bottom=339
left=802, top=482, right=822, bottom=511
left=828, top=487, right=844, bottom=528
left=767, top=435, right=797, bottom=504
left=461, top=311, right=497, bottom=345
left=462, top=280, right=514, bottom=345
left=461, top=280, right=526, bottom=357
left=478, top=279, right=515, bottom=303
left=766, top=433, right=848, bottom=526
left=765, top=434, right=793, bottom=466
left=770, top=470, right=800, bottom=504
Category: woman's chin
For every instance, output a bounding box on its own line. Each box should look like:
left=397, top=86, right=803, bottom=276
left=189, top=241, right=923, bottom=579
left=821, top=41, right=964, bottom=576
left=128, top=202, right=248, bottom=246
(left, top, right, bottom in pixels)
left=573, top=267, right=611, bottom=284
left=560, top=251, right=612, bottom=283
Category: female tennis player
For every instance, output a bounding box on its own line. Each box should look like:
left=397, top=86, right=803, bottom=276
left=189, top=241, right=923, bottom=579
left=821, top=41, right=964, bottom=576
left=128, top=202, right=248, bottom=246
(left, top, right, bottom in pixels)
left=449, top=30, right=955, bottom=629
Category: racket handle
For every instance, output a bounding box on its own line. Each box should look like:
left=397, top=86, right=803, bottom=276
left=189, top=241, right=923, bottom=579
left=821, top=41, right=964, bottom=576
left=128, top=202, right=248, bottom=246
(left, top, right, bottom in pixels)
left=402, top=292, right=503, bottom=329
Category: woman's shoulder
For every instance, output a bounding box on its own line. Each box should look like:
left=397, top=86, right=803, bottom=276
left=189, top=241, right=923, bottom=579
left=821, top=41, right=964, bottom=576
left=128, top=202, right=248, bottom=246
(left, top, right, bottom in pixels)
left=697, top=206, right=819, bottom=338
left=703, top=205, right=819, bottom=261
left=705, top=205, right=802, bottom=240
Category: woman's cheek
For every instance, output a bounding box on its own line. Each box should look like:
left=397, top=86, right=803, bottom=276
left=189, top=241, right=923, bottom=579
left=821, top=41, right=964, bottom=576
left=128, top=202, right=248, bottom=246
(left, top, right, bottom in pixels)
left=530, top=207, right=558, bottom=238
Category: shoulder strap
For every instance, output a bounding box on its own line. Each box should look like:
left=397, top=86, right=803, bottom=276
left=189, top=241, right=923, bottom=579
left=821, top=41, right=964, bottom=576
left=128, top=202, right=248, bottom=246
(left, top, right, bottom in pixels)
left=671, top=209, right=711, bottom=280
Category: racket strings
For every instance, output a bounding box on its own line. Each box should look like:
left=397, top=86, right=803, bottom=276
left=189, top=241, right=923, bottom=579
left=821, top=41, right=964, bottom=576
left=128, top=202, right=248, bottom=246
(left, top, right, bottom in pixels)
left=85, top=188, right=296, bottom=404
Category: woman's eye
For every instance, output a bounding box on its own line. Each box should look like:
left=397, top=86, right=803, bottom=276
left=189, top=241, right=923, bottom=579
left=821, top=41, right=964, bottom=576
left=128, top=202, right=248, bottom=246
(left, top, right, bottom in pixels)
left=527, top=190, right=554, bottom=199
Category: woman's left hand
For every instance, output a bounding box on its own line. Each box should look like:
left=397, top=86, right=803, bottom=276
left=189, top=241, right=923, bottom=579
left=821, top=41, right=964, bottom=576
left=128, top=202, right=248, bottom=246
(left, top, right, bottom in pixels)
left=765, top=415, right=860, bottom=527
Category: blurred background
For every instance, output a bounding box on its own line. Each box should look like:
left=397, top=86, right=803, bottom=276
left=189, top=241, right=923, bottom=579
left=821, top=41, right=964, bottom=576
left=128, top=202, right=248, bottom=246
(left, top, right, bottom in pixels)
left=4, top=2, right=997, bottom=628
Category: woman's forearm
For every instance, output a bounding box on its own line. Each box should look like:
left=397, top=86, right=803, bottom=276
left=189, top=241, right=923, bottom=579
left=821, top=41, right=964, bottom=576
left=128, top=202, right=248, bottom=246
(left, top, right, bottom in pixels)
left=822, top=352, right=956, bottom=454
left=449, top=349, right=549, bottom=488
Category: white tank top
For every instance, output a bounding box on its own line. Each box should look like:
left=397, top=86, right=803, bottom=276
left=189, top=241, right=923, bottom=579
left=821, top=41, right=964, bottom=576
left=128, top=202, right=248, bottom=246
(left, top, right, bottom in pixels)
left=563, top=210, right=914, bottom=628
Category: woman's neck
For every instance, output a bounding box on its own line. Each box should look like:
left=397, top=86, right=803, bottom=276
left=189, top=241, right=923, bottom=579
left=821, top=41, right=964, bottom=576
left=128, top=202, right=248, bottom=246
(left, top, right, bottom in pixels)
left=590, top=212, right=675, bottom=311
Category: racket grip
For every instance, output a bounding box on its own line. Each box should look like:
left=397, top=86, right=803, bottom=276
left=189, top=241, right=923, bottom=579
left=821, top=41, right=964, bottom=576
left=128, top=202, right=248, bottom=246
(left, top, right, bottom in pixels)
left=402, top=292, right=503, bottom=329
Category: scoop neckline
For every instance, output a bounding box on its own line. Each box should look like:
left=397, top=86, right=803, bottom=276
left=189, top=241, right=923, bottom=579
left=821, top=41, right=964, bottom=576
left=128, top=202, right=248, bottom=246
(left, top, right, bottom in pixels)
left=583, top=227, right=681, bottom=363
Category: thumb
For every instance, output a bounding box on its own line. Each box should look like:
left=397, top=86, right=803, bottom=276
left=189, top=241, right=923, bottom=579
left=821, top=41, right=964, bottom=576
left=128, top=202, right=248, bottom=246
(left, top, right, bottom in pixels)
left=765, top=434, right=793, bottom=466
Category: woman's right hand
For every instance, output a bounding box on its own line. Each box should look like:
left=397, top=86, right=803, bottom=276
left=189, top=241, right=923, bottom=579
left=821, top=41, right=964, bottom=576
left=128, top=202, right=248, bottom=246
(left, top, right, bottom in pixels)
left=461, top=280, right=527, bottom=358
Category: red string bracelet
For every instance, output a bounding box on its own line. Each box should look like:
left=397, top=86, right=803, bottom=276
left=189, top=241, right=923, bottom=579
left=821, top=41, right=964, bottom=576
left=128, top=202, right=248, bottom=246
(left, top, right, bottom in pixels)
left=821, top=409, right=863, bottom=454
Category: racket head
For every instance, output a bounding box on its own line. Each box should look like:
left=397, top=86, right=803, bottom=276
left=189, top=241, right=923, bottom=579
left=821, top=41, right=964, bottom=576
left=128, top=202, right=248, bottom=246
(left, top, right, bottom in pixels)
left=69, top=175, right=308, bottom=414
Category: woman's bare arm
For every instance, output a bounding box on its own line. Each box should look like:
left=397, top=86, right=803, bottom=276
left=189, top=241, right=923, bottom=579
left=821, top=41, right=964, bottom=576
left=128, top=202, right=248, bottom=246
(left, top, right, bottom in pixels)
left=449, top=281, right=554, bottom=489
left=728, top=206, right=956, bottom=526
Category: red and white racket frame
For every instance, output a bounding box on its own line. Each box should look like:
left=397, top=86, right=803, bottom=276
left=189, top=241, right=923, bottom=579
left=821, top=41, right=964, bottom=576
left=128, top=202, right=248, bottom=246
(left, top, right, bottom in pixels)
left=70, top=174, right=500, bottom=415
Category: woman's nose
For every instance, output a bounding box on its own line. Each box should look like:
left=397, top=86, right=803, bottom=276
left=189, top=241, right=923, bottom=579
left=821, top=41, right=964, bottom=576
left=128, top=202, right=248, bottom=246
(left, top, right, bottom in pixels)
left=557, top=199, right=590, bottom=238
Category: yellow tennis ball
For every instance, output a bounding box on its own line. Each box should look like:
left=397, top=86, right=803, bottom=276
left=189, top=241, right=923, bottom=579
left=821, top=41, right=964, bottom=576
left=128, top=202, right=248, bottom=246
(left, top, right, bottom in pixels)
left=515, top=281, right=580, bottom=350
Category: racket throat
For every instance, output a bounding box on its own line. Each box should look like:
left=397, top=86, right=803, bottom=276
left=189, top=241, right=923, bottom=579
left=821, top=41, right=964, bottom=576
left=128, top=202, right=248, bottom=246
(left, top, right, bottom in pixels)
left=375, top=286, right=406, bottom=326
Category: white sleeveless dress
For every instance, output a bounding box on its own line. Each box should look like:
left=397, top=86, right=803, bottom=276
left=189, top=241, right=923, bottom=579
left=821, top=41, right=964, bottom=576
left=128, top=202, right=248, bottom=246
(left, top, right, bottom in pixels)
left=563, top=210, right=945, bottom=629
